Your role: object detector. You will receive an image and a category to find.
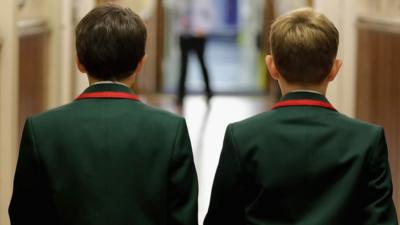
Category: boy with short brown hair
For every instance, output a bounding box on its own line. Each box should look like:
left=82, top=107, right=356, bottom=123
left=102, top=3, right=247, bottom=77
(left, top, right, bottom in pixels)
left=204, top=8, right=397, bottom=225
left=9, top=4, right=198, bottom=225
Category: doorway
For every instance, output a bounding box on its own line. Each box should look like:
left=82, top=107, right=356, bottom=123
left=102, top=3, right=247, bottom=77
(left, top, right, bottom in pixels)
left=162, top=0, right=266, bottom=96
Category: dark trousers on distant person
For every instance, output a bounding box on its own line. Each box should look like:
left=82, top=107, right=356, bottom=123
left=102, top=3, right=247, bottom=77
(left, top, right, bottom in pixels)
left=178, top=35, right=213, bottom=105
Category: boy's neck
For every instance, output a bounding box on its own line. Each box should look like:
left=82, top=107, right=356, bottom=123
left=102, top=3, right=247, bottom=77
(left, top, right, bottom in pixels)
left=280, top=82, right=328, bottom=96
left=88, top=76, right=135, bottom=88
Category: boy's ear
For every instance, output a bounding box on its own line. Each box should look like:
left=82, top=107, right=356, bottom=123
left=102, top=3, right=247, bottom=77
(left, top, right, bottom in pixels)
left=266, top=55, right=280, bottom=81
left=134, top=54, right=148, bottom=76
left=76, top=57, right=87, bottom=74
left=327, top=58, right=343, bottom=82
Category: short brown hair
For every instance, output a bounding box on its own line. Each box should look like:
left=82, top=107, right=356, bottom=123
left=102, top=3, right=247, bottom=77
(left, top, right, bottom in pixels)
left=269, top=8, right=339, bottom=84
left=76, top=4, right=147, bottom=81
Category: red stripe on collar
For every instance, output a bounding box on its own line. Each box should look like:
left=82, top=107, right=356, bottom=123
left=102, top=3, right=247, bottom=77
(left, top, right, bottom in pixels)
left=272, top=99, right=336, bottom=111
left=76, top=91, right=140, bottom=101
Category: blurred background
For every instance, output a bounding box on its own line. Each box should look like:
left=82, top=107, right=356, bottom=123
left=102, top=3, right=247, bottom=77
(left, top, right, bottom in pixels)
left=0, top=0, right=399, bottom=224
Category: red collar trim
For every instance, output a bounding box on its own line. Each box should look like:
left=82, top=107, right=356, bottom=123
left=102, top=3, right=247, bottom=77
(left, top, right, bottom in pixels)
left=272, top=99, right=336, bottom=111
left=76, top=91, right=140, bottom=101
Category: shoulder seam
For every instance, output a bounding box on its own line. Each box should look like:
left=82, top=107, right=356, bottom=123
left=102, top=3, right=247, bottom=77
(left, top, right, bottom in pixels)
left=169, top=118, right=185, bottom=170
left=27, top=118, right=44, bottom=168
left=228, top=124, right=245, bottom=174
left=368, top=126, right=384, bottom=170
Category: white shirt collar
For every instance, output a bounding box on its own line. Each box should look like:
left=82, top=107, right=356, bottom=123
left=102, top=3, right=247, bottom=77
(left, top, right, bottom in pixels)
left=91, top=81, right=129, bottom=87
left=289, top=90, right=323, bottom=95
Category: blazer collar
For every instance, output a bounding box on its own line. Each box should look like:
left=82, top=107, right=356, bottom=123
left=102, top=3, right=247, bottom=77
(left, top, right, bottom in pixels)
left=273, top=91, right=336, bottom=111
left=75, top=83, right=140, bottom=101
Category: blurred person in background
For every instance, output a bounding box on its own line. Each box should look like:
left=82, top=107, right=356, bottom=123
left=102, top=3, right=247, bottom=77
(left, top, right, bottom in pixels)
left=167, top=0, right=216, bottom=107
left=9, top=4, right=198, bottom=225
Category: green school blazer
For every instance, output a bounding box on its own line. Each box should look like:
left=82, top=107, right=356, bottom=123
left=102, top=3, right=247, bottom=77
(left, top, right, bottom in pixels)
left=204, top=92, right=398, bottom=225
left=9, top=83, right=198, bottom=225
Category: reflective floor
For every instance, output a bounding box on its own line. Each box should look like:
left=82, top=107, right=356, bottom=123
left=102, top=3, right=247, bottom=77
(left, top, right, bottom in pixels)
left=144, top=94, right=272, bottom=222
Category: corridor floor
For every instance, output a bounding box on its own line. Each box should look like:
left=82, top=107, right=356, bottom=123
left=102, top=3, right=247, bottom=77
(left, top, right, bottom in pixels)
left=144, top=94, right=272, bottom=222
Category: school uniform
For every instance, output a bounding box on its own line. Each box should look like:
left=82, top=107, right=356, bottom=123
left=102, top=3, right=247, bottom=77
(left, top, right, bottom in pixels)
left=9, top=83, right=198, bottom=225
left=204, top=91, right=398, bottom=225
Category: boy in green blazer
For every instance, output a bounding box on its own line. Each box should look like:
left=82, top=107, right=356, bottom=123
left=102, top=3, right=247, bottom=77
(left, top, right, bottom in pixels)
left=9, top=4, right=198, bottom=225
left=204, top=8, right=398, bottom=225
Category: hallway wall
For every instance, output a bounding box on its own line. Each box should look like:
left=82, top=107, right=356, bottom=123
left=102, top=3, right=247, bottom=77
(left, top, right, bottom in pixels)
left=356, top=0, right=400, bottom=218
left=17, top=0, right=49, bottom=20
left=356, top=21, right=400, bottom=217
left=0, top=1, right=19, bottom=225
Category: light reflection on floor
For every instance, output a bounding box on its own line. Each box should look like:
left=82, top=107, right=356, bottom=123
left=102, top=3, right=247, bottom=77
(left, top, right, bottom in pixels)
left=144, top=94, right=272, bottom=223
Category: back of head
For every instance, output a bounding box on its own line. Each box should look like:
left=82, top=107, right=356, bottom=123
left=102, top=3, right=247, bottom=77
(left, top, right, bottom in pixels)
left=76, top=4, right=147, bottom=81
left=270, top=8, right=339, bottom=84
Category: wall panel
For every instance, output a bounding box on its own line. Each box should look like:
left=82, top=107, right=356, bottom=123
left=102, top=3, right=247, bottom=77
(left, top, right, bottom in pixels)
left=0, top=1, right=19, bottom=224
left=18, top=26, right=49, bottom=134
left=357, top=18, right=400, bottom=217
